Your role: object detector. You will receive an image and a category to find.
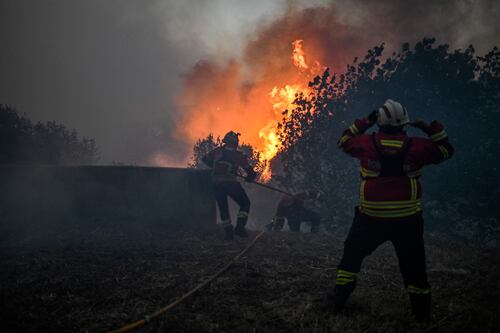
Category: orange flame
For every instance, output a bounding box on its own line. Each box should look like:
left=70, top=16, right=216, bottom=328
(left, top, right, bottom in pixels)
left=292, top=39, right=309, bottom=70
left=257, top=40, right=321, bottom=181
left=176, top=39, right=324, bottom=183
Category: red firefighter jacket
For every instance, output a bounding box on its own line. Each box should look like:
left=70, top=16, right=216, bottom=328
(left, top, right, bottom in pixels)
left=338, top=118, right=454, bottom=219
left=202, top=146, right=255, bottom=182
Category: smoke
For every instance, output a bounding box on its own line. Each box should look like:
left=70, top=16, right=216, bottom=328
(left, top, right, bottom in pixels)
left=174, top=0, right=499, bottom=160
left=1, top=1, right=498, bottom=166
left=335, top=0, right=500, bottom=54
left=175, top=4, right=367, bottom=154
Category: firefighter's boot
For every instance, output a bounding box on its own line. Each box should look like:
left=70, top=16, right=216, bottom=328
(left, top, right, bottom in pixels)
left=409, top=292, right=431, bottom=322
left=325, top=281, right=356, bottom=313
left=326, top=269, right=358, bottom=313
left=234, top=212, right=249, bottom=238
left=223, top=224, right=234, bottom=240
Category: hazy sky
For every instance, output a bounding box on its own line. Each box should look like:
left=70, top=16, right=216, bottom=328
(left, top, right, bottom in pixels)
left=1, top=0, right=498, bottom=165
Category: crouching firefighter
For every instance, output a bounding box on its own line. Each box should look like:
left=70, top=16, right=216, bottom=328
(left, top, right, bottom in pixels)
left=267, top=191, right=322, bottom=233
left=327, top=99, right=454, bottom=321
left=202, top=131, right=257, bottom=240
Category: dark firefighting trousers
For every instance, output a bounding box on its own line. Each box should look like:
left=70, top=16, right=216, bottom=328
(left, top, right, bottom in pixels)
left=286, top=208, right=320, bottom=232
left=213, top=181, right=250, bottom=228
left=333, top=208, right=431, bottom=320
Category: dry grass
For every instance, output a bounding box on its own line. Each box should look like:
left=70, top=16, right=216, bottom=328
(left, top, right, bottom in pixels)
left=1, top=229, right=499, bottom=332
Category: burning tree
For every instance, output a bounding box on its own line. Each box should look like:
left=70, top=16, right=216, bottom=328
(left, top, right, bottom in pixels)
left=180, top=39, right=324, bottom=182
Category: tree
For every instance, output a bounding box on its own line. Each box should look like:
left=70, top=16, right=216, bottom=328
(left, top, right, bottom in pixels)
left=0, top=105, right=99, bottom=165
left=188, top=134, right=221, bottom=169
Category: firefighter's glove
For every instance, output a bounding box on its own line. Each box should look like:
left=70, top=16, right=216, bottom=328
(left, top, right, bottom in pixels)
left=245, top=169, right=257, bottom=183
left=410, top=119, right=430, bottom=132
left=367, top=110, right=379, bottom=126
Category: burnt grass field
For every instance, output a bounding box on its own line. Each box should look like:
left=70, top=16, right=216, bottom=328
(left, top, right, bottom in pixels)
left=1, top=228, right=499, bottom=333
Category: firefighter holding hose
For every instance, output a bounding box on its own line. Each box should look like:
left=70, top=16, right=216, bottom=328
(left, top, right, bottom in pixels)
left=202, top=131, right=257, bottom=240
left=326, top=99, right=454, bottom=321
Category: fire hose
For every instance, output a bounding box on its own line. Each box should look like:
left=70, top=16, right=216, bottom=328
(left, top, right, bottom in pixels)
left=236, top=174, right=295, bottom=197
left=106, top=230, right=266, bottom=333
left=107, top=173, right=293, bottom=332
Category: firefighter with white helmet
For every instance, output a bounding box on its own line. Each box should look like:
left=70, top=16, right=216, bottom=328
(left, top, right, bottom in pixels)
left=377, top=99, right=410, bottom=127
left=328, top=99, right=454, bottom=321
left=202, top=131, right=257, bottom=240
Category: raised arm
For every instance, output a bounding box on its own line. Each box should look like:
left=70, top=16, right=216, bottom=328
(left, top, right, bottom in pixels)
left=410, top=119, right=454, bottom=165
left=337, top=111, right=377, bottom=157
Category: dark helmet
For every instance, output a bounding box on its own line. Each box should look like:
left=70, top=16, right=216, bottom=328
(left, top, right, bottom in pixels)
left=222, top=131, right=240, bottom=148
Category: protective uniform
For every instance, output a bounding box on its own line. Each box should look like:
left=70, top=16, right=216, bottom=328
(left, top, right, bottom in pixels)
left=329, top=104, right=454, bottom=321
left=270, top=191, right=321, bottom=233
left=202, top=132, right=257, bottom=240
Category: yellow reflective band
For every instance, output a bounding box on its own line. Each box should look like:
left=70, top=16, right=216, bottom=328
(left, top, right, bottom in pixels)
left=361, top=198, right=420, bottom=206
left=337, top=269, right=357, bottom=277
left=360, top=207, right=422, bottom=218
left=336, top=269, right=357, bottom=285
left=380, top=139, right=404, bottom=148
left=431, top=130, right=447, bottom=142
left=361, top=201, right=421, bottom=210
left=338, top=135, right=351, bottom=147
left=381, top=143, right=403, bottom=148
left=410, top=178, right=418, bottom=201
left=360, top=181, right=366, bottom=202
left=349, top=124, right=360, bottom=135
left=336, top=277, right=355, bottom=282
left=336, top=280, right=355, bottom=285
left=380, top=139, right=404, bottom=144
left=237, top=211, right=249, bottom=218
left=438, top=145, right=449, bottom=159
left=408, top=285, right=431, bottom=294
left=220, top=219, right=232, bottom=225
left=360, top=167, right=380, bottom=178
left=336, top=280, right=353, bottom=285
left=361, top=205, right=421, bottom=212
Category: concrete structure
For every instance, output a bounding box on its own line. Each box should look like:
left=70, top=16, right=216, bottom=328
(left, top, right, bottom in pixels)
left=0, top=166, right=216, bottom=244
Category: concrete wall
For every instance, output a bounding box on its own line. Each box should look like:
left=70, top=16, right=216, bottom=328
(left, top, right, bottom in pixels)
left=0, top=166, right=216, bottom=245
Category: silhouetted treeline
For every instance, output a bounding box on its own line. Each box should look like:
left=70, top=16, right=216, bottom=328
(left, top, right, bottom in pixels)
left=0, top=105, right=99, bottom=165
left=276, top=38, right=500, bottom=245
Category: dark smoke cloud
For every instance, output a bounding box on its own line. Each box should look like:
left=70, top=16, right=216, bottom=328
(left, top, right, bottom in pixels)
left=334, top=0, right=500, bottom=54
left=0, top=0, right=200, bottom=165
left=1, top=0, right=498, bottom=165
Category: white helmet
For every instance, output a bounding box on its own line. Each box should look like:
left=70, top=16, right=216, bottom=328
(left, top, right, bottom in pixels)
left=377, top=99, right=410, bottom=127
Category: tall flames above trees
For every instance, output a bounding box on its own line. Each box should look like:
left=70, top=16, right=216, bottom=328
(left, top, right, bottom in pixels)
left=175, top=5, right=369, bottom=180
left=178, top=39, right=323, bottom=181
left=257, top=40, right=323, bottom=181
